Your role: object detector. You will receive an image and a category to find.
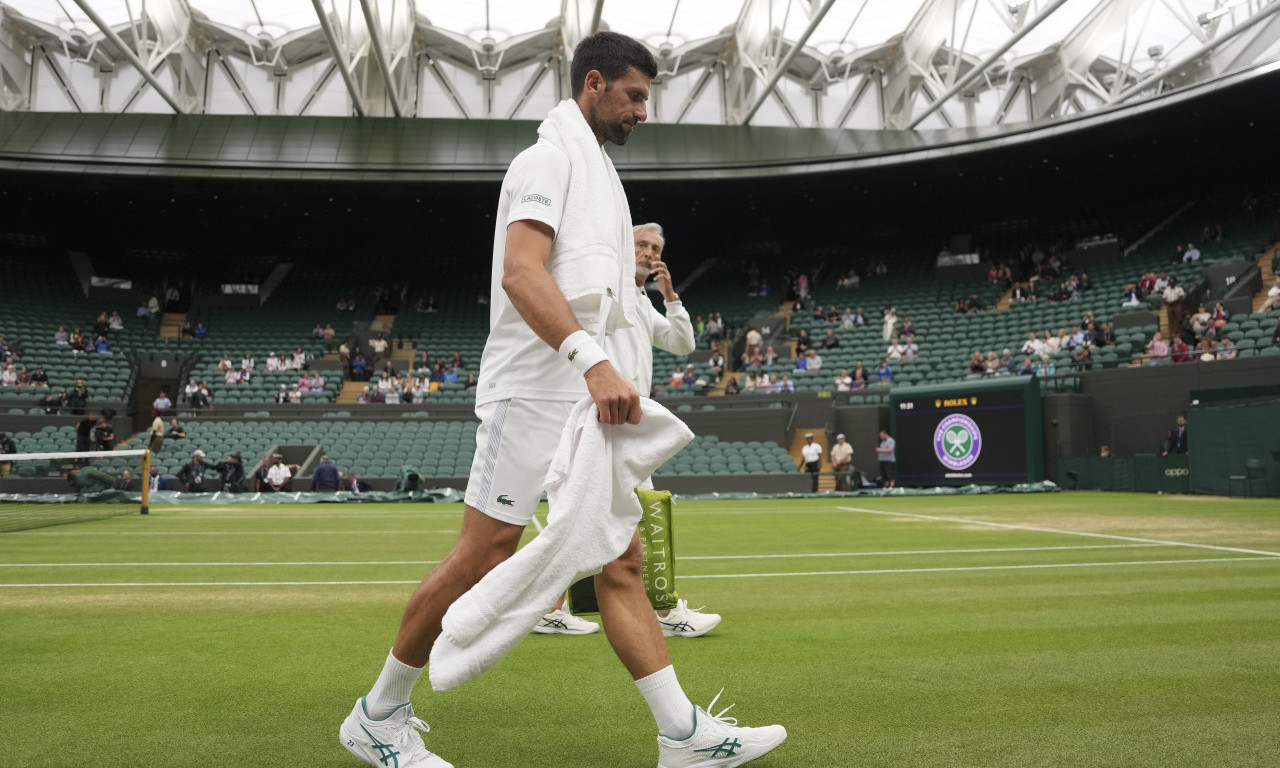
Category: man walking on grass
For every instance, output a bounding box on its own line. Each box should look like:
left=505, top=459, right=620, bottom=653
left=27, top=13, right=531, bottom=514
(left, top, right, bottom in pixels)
left=340, top=32, right=785, bottom=768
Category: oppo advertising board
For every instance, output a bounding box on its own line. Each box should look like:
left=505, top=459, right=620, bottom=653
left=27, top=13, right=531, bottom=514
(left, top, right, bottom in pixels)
left=889, top=379, right=1044, bottom=486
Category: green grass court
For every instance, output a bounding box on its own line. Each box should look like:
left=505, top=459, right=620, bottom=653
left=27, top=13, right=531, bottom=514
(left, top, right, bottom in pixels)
left=2, top=493, right=1278, bottom=767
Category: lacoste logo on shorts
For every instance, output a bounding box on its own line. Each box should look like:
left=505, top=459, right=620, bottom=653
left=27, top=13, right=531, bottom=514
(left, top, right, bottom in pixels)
left=496, top=494, right=515, bottom=507
left=521, top=194, right=551, bottom=206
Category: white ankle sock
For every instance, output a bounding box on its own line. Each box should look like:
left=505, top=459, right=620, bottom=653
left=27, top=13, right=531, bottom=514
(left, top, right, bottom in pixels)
left=636, top=666, right=696, bottom=739
left=365, top=650, right=424, bottom=720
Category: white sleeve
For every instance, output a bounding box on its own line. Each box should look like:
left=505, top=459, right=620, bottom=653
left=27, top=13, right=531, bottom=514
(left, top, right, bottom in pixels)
left=503, top=143, right=571, bottom=235
left=650, top=300, right=696, bottom=355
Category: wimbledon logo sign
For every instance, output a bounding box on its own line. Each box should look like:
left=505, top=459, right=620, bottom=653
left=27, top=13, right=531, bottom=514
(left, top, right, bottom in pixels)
left=933, top=413, right=982, bottom=471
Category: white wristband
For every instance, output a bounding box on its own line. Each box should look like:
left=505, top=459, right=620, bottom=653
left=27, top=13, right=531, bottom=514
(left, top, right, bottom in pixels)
left=559, top=330, right=609, bottom=376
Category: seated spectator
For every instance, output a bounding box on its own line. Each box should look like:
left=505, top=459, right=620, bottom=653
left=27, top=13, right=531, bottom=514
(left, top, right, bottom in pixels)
left=93, top=312, right=110, bottom=339
left=682, top=365, right=699, bottom=387
left=38, top=391, right=60, bottom=414
left=1036, top=355, right=1055, bottom=376
left=852, top=308, right=866, bottom=326
left=137, top=301, right=152, bottom=323
left=1018, top=356, right=1035, bottom=376
left=1120, top=282, right=1143, bottom=307
left=724, top=376, right=740, bottom=395
left=323, top=323, right=335, bottom=340
left=165, top=419, right=186, bottom=440
left=266, top=352, right=281, bottom=372
left=966, top=294, right=985, bottom=312
left=0, top=364, right=15, bottom=386
left=795, top=330, right=812, bottom=356
left=1189, top=306, right=1212, bottom=338
left=241, top=353, right=255, bottom=372
left=708, top=350, right=725, bottom=381
left=275, top=384, right=290, bottom=404
left=108, top=312, right=124, bottom=331
left=224, top=368, right=242, bottom=386
left=1072, top=346, right=1094, bottom=371
left=351, top=354, right=368, bottom=380
left=464, top=373, right=478, bottom=390
left=1170, top=335, right=1191, bottom=363
left=153, top=391, right=172, bottom=412
left=309, top=372, right=325, bottom=390
left=887, top=337, right=907, bottom=361
left=297, top=375, right=312, bottom=393
left=849, top=360, right=870, bottom=389
left=902, top=336, right=919, bottom=361
left=1145, top=332, right=1169, bottom=365
left=984, top=351, right=1000, bottom=375
left=311, top=324, right=325, bottom=340
left=54, top=326, right=69, bottom=345
left=94, top=335, right=111, bottom=354
left=29, top=366, right=48, bottom=387
left=69, top=328, right=86, bottom=353
left=190, top=383, right=212, bottom=410
left=821, top=329, right=840, bottom=350
left=969, top=351, right=986, bottom=376
left=1182, top=242, right=1200, bottom=262
left=875, top=359, right=893, bottom=385
left=180, top=321, right=195, bottom=338
left=183, top=378, right=199, bottom=400
left=774, top=374, right=795, bottom=393
left=1011, top=283, right=1030, bottom=302
left=998, top=349, right=1014, bottom=373
left=833, top=369, right=852, bottom=392
left=806, top=349, right=823, bottom=371
left=1260, top=278, right=1280, bottom=314
left=288, top=386, right=302, bottom=404
left=193, top=322, right=207, bottom=339
left=291, top=347, right=307, bottom=370
left=900, top=317, right=915, bottom=338
left=1021, top=331, right=1043, bottom=357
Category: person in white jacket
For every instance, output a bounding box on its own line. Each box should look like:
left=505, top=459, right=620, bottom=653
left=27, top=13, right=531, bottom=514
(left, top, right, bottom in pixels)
left=536, top=222, right=722, bottom=639
left=340, top=32, right=784, bottom=768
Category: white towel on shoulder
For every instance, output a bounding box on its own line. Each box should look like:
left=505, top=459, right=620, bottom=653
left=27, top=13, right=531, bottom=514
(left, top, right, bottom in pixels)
left=429, top=396, right=692, bottom=692
left=537, top=99, right=637, bottom=336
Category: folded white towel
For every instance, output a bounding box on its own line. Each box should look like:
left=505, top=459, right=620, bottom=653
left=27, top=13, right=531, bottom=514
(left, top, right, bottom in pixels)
left=536, top=99, right=636, bottom=336
left=429, top=396, right=692, bottom=692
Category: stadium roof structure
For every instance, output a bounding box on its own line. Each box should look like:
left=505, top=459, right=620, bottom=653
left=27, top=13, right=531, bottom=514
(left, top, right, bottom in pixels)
left=1, top=0, right=1278, bottom=135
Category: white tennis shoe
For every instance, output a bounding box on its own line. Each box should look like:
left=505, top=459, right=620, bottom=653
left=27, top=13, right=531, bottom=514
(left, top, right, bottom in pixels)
left=656, top=690, right=786, bottom=768
left=533, top=607, right=600, bottom=635
left=340, top=697, right=453, bottom=768
left=657, top=600, right=722, bottom=638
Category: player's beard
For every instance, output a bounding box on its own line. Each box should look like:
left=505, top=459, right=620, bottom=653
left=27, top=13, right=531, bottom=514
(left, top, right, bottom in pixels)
left=590, top=102, right=632, bottom=146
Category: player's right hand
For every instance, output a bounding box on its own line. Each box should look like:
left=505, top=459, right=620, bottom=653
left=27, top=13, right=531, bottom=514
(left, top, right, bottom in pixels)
left=584, top=362, right=642, bottom=425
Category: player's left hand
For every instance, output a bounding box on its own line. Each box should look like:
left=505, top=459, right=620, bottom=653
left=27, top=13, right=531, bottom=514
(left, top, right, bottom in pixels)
left=650, top=259, right=676, bottom=301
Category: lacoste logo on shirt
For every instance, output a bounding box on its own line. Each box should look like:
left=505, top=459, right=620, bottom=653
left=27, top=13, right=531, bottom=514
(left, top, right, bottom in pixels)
left=496, top=495, right=515, bottom=507
left=521, top=194, right=551, bottom=206
left=568, top=349, right=579, bottom=362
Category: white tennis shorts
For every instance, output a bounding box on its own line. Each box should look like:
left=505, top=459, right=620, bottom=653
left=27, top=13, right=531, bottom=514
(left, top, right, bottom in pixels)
left=464, top=398, right=574, bottom=526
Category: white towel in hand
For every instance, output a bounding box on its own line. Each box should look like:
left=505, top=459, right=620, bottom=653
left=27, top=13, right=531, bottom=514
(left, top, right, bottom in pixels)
left=535, top=99, right=636, bottom=336
left=429, top=396, right=692, bottom=692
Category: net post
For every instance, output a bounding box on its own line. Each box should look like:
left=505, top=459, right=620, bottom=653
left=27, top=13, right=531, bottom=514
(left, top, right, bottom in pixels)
left=141, top=449, right=151, bottom=515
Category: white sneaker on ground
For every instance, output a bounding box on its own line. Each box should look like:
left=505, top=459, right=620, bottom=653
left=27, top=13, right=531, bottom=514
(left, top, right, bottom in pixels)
left=532, top=608, right=600, bottom=635
left=340, top=697, right=453, bottom=768
left=656, top=600, right=722, bottom=638
left=656, top=690, right=787, bottom=768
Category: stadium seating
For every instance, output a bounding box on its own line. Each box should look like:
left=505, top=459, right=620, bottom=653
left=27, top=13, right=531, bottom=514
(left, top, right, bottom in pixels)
left=654, top=435, right=794, bottom=476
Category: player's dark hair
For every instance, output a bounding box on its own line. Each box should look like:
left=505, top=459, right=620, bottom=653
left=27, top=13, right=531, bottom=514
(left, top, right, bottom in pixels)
left=570, top=31, right=657, bottom=98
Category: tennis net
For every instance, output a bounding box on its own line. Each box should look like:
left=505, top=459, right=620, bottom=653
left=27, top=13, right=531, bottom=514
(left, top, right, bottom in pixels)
left=0, top=449, right=152, bottom=533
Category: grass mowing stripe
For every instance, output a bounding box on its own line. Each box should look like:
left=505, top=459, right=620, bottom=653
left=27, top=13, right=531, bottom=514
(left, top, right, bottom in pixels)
left=837, top=505, right=1280, bottom=557
left=0, top=544, right=1157, bottom=568
left=6, top=556, right=1277, bottom=587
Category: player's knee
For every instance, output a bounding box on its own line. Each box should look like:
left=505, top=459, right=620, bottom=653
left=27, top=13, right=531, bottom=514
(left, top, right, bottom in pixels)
left=600, top=541, right=643, bottom=585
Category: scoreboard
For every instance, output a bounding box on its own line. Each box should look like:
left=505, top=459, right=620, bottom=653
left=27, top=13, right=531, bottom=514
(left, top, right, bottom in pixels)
left=889, top=378, right=1044, bottom=485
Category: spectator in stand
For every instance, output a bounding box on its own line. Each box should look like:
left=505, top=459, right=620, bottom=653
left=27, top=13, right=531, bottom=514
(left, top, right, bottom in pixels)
left=1273, top=323, right=1280, bottom=347
left=876, top=358, right=893, bottom=385
left=148, top=467, right=169, bottom=492
left=193, top=322, right=207, bottom=339
left=821, top=329, right=840, bottom=350
left=137, top=301, right=152, bottom=324
left=795, top=330, right=813, bottom=356
left=165, top=419, right=186, bottom=440
left=1182, top=243, right=1201, bottom=262
left=704, top=313, right=724, bottom=346
left=1163, top=278, right=1186, bottom=331
left=833, top=369, right=852, bottom=392
left=69, top=328, right=86, bottom=354
left=1011, top=283, right=1030, bottom=302
left=39, top=391, right=61, bottom=414
left=1120, top=282, right=1143, bottom=307
left=968, top=351, right=986, bottom=377
left=369, top=333, right=388, bottom=362
left=1072, top=346, right=1094, bottom=371
left=882, top=308, right=898, bottom=341
left=775, top=374, right=795, bottom=393
left=180, top=321, right=195, bottom=339
left=291, top=347, right=307, bottom=370
left=708, top=349, right=725, bottom=382
left=1018, top=356, right=1035, bottom=376
left=851, top=361, right=867, bottom=390
left=852, top=308, right=866, bottom=327
left=998, top=349, right=1014, bottom=373
left=887, top=336, right=907, bottom=361
left=94, top=335, right=111, bottom=354
left=1170, top=335, right=1191, bottom=363
left=93, top=312, right=110, bottom=339
left=745, top=327, right=763, bottom=358
left=266, top=352, right=281, bottom=372
left=153, top=391, right=172, bottom=412
left=114, top=469, right=134, bottom=491
left=1260, top=278, right=1280, bottom=314
left=54, top=326, right=69, bottom=346
left=724, top=376, right=739, bottom=395
left=224, top=368, right=242, bottom=386
left=274, top=384, right=290, bottom=404
left=1094, top=322, right=1115, bottom=348
left=805, top=349, right=823, bottom=371
left=309, top=372, right=325, bottom=390
left=900, top=317, right=915, bottom=338
left=984, top=351, right=1000, bottom=375
left=464, top=374, right=478, bottom=390
left=312, top=324, right=325, bottom=340
left=108, top=311, right=124, bottom=332
left=1145, top=332, right=1169, bottom=365
left=28, top=366, right=48, bottom=387
left=312, top=455, right=341, bottom=491
left=351, top=353, right=369, bottom=380
left=1021, top=331, right=1042, bottom=358
left=190, top=383, right=212, bottom=410
left=1035, top=354, right=1055, bottom=376
left=0, top=364, right=15, bottom=387
left=1217, top=337, right=1237, bottom=360
left=323, top=323, right=336, bottom=340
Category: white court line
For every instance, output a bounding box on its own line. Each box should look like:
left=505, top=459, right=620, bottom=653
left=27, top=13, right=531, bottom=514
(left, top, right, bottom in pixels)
left=837, top=505, right=1280, bottom=558
left=0, top=544, right=1156, bottom=568
left=3, top=556, right=1277, bottom=588
left=1, top=530, right=459, bottom=536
